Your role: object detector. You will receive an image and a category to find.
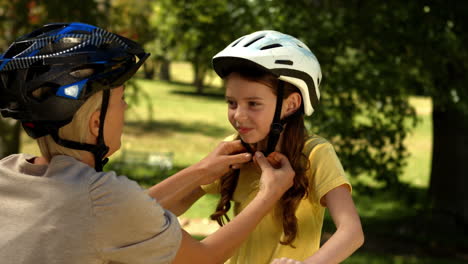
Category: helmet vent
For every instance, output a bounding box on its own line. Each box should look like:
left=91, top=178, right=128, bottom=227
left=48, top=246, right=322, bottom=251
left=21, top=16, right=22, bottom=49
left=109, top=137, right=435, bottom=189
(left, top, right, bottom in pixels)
left=243, top=35, right=265, bottom=47
left=261, top=44, right=282, bottom=50
left=70, top=68, right=95, bottom=78
left=3, top=42, right=34, bottom=58
left=231, top=37, right=245, bottom=47
left=31, top=84, right=58, bottom=102
left=317, top=77, right=321, bottom=85
left=275, top=60, right=293, bottom=65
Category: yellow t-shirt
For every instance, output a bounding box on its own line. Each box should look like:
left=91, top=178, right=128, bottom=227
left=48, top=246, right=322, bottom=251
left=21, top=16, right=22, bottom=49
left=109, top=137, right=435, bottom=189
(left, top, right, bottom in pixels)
left=203, top=136, right=351, bottom=264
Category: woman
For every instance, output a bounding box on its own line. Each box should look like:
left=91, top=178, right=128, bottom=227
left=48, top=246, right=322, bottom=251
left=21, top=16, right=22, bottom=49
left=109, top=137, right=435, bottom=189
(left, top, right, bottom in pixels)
left=0, top=23, right=294, bottom=264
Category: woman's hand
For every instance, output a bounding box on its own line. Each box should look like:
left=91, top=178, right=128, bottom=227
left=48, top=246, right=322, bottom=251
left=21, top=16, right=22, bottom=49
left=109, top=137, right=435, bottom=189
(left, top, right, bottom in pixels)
left=254, top=151, right=295, bottom=199
left=271, top=257, right=304, bottom=264
left=197, top=140, right=252, bottom=185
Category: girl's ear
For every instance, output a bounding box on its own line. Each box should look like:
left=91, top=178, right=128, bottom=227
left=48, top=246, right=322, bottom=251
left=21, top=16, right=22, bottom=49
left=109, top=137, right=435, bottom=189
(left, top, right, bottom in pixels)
left=88, top=110, right=101, bottom=141
left=282, top=92, right=302, bottom=117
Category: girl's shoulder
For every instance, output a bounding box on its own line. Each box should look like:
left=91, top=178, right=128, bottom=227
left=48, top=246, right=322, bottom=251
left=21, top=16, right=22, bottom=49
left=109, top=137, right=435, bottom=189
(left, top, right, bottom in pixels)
left=303, top=134, right=331, bottom=156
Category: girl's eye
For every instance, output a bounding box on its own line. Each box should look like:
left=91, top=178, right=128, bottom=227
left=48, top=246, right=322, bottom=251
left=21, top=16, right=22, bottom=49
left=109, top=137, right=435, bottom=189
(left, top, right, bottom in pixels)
left=249, top=101, right=261, bottom=107
left=226, top=100, right=237, bottom=108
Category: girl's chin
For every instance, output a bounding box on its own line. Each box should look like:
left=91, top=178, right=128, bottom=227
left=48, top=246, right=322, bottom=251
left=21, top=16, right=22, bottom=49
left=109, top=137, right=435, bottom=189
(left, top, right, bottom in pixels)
left=240, top=136, right=268, bottom=149
left=240, top=136, right=258, bottom=144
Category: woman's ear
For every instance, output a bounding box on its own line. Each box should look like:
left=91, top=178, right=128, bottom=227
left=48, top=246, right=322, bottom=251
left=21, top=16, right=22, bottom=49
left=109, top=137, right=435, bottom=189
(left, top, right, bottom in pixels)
left=88, top=110, right=101, bottom=141
left=282, top=92, right=302, bottom=117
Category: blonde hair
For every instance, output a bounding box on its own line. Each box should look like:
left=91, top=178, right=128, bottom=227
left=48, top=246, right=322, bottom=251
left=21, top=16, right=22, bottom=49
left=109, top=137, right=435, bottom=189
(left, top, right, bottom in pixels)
left=36, top=91, right=103, bottom=161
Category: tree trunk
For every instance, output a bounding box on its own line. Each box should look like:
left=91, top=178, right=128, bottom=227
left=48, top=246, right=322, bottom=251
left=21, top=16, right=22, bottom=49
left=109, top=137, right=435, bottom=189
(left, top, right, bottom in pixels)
left=0, top=118, right=21, bottom=158
left=192, top=62, right=206, bottom=94
left=429, top=102, right=468, bottom=227
left=143, top=59, right=155, bottom=79
left=159, top=59, right=171, bottom=81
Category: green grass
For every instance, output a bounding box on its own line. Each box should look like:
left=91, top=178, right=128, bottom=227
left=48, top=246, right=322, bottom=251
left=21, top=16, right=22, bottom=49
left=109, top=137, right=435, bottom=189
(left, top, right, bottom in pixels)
left=122, top=78, right=232, bottom=166
left=400, top=97, right=432, bottom=187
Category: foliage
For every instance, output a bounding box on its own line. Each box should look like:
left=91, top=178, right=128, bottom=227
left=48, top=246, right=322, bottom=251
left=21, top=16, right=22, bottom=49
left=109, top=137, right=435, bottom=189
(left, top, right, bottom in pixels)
left=150, top=0, right=259, bottom=92
left=106, top=0, right=155, bottom=45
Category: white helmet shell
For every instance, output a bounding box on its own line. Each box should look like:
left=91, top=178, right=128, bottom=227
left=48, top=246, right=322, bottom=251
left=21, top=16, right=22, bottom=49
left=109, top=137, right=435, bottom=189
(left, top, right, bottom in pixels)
left=213, top=30, right=322, bottom=116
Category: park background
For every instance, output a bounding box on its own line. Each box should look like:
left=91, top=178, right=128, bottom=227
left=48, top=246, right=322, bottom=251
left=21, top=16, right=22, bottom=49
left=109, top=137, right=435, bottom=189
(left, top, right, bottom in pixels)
left=0, top=1, right=467, bottom=263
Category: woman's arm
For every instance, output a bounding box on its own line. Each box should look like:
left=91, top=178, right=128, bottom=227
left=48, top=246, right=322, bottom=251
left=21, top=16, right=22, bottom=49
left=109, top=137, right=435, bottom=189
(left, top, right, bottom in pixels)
left=147, top=140, right=251, bottom=213
left=272, top=185, right=364, bottom=264
left=169, top=186, right=206, bottom=216
left=172, top=152, right=295, bottom=264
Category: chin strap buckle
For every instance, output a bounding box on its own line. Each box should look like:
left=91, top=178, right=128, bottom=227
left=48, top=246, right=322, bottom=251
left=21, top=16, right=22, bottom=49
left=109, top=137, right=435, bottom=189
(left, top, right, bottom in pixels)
left=264, top=122, right=284, bottom=156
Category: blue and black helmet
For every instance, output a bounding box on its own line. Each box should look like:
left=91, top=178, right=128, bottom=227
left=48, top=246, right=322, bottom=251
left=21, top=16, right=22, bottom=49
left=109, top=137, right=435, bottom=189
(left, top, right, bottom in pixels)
left=0, top=22, right=149, bottom=139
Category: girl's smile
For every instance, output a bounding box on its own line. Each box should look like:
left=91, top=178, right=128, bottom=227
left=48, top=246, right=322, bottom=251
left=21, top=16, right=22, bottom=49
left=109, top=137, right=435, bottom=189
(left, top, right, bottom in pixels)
left=236, top=126, right=254, bottom=135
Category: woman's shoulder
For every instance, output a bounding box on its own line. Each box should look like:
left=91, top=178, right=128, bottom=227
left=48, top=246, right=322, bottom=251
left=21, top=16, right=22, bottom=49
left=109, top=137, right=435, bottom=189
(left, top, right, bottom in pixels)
left=87, top=169, right=182, bottom=263
left=45, top=155, right=143, bottom=203
left=0, top=153, right=36, bottom=169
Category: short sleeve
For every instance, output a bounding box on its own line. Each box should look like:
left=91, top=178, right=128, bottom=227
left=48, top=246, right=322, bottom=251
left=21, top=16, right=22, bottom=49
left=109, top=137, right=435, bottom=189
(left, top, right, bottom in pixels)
left=307, top=141, right=351, bottom=206
left=201, top=179, right=221, bottom=194
left=89, top=172, right=182, bottom=264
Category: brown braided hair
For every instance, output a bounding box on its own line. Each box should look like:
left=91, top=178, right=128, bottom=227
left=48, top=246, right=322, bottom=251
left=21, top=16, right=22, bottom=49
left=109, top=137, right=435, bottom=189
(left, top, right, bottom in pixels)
left=210, top=68, right=310, bottom=247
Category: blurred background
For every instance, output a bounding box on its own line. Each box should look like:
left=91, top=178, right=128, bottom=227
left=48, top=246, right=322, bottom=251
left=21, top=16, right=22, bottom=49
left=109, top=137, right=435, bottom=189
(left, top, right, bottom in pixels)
left=0, top=0, right=467, bottom=263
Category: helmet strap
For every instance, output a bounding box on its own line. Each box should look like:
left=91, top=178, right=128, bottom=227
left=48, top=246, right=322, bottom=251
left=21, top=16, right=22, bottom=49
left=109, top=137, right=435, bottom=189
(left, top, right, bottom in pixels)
left=240, top=138, right=254, bottom=154
left=50, top=89, right=110, bottom=172
left=264, top=80, right=285, bottom=156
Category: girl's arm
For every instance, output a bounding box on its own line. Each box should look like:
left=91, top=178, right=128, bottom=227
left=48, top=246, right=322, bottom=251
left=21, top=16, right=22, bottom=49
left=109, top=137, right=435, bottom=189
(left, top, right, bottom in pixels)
left=147, top=140, right=251, bottom=214
left=304, top=185, right=364, bottom=263
left=271, top=185, right=364, bottom=264
left=172, top=152, right=295, bottom=264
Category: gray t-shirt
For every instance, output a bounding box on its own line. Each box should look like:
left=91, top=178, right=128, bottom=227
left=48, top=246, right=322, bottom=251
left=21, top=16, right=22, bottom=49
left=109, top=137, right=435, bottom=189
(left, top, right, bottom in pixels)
left=0, top=154, right=182, bottom=264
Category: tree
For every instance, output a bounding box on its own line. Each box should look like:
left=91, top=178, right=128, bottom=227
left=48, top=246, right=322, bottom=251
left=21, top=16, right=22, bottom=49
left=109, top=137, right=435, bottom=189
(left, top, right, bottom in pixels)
left=153, top=0, right=259, bottom=93
left=264, top=0, right=467, bottom=226
left=0, top=0, right=35, bottom=156
left=106, top=0, right=157, bottom=80
left=406, top=1, right=468, bottom=226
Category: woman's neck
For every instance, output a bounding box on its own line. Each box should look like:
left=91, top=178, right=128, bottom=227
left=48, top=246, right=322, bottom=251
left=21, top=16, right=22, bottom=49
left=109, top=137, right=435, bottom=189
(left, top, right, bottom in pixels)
left=32, top=156, right=49, bottom=165
left=33, top=152, right=94, bottom=168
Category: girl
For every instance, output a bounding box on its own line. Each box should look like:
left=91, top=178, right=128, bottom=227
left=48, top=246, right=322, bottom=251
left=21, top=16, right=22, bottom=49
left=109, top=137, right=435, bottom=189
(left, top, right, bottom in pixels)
left=176, top=30, right=364, bottom=264
left=0, top=23, right=295, bottom=264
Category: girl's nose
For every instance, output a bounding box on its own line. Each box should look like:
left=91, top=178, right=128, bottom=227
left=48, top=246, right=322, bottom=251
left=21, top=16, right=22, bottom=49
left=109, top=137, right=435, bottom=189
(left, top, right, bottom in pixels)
left=234, top=106, right=248, bottom=121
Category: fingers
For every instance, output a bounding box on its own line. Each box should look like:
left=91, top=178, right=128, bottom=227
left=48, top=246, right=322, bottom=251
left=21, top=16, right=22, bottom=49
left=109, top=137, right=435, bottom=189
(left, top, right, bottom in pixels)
left=218, top=140, right=248, bottom=155
left=253, top=152, right=272, bottom=172
left=226, top=152, right=252, bottom=168
left=266, top=153, right=281, bottom=169
left=268, top=152, right=293, bottom=171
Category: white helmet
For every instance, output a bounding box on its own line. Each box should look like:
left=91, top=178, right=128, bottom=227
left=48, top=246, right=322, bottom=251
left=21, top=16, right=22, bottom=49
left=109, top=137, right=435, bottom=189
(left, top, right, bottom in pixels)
left=212, top=30, right=322, bottom=116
